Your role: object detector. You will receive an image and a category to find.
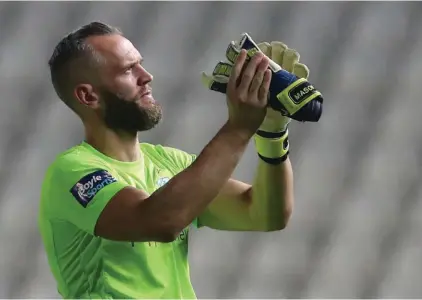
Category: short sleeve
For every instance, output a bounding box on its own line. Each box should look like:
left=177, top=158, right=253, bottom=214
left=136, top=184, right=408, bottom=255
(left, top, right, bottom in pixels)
left=42, top=155, right=129, bottom=234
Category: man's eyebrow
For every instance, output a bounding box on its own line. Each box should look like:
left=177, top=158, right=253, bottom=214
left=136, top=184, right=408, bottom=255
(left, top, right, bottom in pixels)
left=122, top=57, right=143, bottom=68
left=119, top=57, right=144, bottom=70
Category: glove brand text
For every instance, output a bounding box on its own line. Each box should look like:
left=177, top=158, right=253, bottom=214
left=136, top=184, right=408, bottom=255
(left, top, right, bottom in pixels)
left=289, top=81, right=316, bottom=104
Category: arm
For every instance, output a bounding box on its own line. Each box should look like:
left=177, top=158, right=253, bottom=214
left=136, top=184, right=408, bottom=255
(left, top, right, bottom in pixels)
left=198, top=40, right=317, bottom=232
left=95, top=123, right=252, bottom=242
left=198, top=157, right=293, bottom=232
left=47, top=123, right=252, bottom=244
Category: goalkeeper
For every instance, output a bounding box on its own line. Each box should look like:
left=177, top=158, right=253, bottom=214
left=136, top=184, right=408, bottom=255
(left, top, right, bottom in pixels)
left=39, top=21, right=314, bottom=299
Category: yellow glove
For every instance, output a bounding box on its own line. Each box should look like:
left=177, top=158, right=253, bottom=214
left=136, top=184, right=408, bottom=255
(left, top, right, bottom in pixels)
left=254, top=41, right=310, bottom=164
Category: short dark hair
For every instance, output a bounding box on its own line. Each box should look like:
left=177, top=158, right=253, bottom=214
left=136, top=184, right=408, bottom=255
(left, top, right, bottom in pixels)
left=48, top=21, right=122, bottom=108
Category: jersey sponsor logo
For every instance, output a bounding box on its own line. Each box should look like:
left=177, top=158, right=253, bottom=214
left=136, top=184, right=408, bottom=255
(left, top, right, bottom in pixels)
left=70, top=170, right=117, bottom=207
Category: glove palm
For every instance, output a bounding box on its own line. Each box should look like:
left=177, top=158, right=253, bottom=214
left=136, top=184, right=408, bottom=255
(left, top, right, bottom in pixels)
left=257, top=41, right=309, bottom=133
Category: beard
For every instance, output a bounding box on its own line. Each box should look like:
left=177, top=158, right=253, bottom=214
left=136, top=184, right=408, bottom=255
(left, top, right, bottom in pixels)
left=100, top=89, right=162, bottom=134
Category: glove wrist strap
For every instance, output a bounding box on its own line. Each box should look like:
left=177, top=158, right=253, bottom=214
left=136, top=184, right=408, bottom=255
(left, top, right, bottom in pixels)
left=254, top=130, right=289, bottom=165
left=256, top=129, right=285, bottom=139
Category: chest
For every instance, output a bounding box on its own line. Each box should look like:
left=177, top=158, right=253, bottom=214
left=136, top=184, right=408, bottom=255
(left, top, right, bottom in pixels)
left=101, top=225, right=190, bottom=259
left=114, top=164, right=175, bottom=195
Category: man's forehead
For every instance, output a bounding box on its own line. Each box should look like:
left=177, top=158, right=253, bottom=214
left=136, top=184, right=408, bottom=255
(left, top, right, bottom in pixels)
left=88, top=34, right=142, bottom=65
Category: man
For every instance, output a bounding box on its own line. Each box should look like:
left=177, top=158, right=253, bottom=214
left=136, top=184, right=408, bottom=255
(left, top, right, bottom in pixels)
left=39, top=22, right=294, bottom=299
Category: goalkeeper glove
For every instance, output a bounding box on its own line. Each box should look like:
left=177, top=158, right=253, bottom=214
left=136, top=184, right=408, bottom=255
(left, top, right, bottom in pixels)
left=254, top=41, right=309, bottom=164
left=202, top=33, right=323, bottom=122
left=253, top=41, right=311, bottom=164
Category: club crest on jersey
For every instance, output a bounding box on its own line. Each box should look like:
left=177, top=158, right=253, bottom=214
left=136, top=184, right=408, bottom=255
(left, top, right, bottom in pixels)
left=156, top=169, right=172, bottom=188
left=156, top=177, right=170, bottom=188
left=70, top=170, right=117, bottom=207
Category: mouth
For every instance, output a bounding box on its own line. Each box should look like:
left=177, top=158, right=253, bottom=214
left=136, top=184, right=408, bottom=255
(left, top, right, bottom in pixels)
left=139, top=89, right=155, bottom=104
left=141, top=89, right=151, bottom=97
left=140, top=89, right=151, bottom=97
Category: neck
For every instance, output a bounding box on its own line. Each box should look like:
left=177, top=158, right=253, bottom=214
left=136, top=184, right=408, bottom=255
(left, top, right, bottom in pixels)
left=84, top=122, right=141, bottom=163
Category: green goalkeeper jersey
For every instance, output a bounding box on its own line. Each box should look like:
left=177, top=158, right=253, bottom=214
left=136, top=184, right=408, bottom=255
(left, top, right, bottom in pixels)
left=38, top=141, right=198, bottom=299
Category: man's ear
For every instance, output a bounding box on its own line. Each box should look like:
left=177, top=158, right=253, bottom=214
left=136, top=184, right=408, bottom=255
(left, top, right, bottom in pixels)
left=74, top=84, right=100, bottom=109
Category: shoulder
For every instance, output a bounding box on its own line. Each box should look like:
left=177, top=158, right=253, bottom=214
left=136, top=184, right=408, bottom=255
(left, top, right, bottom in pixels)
left=42, top=143, right=113, bottom=197
left=40, top=144, right=125, bottom=215
left=46, top=143, right=106, bottom=176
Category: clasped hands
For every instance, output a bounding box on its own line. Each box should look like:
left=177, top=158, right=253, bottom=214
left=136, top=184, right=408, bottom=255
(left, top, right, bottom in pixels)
left=201, top=33, right=324, bottom=134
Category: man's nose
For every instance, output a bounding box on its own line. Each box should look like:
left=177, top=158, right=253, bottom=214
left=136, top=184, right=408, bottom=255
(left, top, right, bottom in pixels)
left=138, top=67, right=153, bottom=85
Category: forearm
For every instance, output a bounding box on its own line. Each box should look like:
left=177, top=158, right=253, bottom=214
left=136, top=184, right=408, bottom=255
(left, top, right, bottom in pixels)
left=247, top=122, right=294, bottom=230
left=249, top=157, right=294, bottom=230
left=148, top=121, right=251, bottom=233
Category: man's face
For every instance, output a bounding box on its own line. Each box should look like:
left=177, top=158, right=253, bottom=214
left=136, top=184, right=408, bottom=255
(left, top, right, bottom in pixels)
left=90, top=34, right=162, bottom=133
